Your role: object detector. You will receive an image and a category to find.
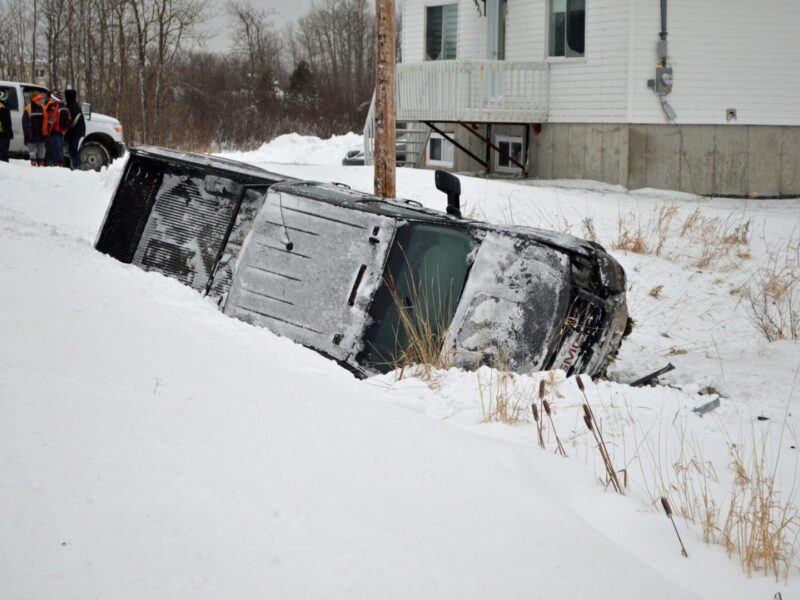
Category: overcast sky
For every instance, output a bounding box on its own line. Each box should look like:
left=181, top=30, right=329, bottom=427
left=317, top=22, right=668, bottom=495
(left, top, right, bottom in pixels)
left=201, top=0, right=318, bottom=53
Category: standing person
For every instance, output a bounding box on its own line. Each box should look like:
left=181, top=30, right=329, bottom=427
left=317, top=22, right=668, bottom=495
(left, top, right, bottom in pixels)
left=46, top=91, right=69, bottom=167
left=64, top=88, right=85, bottom=170
left=44, top=93, right=57, bottom=166
left=22, top=92, right=48, bottom=166
left=0, top=89, right=12, bottom=163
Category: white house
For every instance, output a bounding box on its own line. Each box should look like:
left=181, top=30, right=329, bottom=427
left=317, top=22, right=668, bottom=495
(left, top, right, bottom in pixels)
left=378, top=0, right=800, bottom=196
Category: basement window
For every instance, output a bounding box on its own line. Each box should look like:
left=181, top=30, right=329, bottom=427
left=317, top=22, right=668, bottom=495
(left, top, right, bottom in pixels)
left=425, top=4, right=458, bottom=61
left=495, top=135, right=524, bottom=172
left=427, top=133, right=454, bottom=167
left=549, top=0, right=585, bottom=57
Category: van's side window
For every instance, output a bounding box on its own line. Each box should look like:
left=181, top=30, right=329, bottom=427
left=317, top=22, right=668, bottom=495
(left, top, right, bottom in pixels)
left=0, top=86, right=19, bottom=111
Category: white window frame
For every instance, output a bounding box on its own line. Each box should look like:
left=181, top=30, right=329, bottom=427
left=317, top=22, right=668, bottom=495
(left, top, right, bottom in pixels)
left=547, top=0, right=586, bottom=59
left=424, top=2, right=459, bottom=61
left=427, top=132, right=455, bottom=167
left=494, top=135, right=525, bottom=173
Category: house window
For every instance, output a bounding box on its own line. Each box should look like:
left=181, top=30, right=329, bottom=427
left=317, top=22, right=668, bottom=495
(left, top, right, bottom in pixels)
left=549, top=0, right=585, bottom=57
left=495, top=135, right=524, bottom=172
left=35, top=67, right=46, bottom=79
left=425, top=4, right=458, bottom=61
left=427, top=132, right=454, bottom=167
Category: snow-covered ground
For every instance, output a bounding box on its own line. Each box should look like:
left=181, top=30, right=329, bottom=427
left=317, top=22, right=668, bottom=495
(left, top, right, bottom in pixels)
left=1, top=136, right=799, bottom=598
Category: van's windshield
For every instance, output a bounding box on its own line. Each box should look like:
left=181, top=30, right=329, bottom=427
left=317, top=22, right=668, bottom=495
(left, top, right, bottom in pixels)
left=359, top=223, right=476, bottom=371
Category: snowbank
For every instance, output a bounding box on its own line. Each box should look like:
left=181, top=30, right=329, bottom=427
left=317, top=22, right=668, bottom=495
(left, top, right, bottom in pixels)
left=1, top=139, right=799, bottom=598
left=224, top=132, right=362, bottom=166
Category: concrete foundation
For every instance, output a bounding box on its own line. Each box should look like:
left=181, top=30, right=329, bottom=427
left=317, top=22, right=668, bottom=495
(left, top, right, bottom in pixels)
left=531, top=123, right=800, bottom=197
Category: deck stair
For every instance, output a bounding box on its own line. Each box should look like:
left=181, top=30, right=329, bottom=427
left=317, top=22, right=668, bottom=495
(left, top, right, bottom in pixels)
left=363, top=94, right=430, bottom=169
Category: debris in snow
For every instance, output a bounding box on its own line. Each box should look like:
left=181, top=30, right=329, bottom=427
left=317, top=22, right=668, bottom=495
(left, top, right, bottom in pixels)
left=630, top=362, right=676, bottom=387
left=693, top=397, right=721, bottom=417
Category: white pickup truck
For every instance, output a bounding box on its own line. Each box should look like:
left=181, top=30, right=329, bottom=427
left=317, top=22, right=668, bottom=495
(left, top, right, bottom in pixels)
left=0, top=80, right=125, bottom=169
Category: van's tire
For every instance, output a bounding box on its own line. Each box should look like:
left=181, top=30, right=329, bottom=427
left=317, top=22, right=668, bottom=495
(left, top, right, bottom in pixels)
left=80, top=141, right=111, bottom=171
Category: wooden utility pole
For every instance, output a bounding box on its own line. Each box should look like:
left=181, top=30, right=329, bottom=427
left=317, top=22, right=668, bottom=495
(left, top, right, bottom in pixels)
left=374, top=0, right=396, bottom=198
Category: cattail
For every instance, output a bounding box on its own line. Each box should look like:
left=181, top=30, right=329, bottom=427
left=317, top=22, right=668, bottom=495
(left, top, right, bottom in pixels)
left=661, top=496, right=673, bottom=517
left=583, top=402, right=623, bottom=494
left=531, top=403, right=545, bottom=449
left=538, top=379, right=546, bottom=400
left=583, top=413, right=593, bottom=431
left=576, top=375, right=585, bottom=392
left=661, top=496, right=688, bottom=557
left=543, top=399, right=567, bottom=457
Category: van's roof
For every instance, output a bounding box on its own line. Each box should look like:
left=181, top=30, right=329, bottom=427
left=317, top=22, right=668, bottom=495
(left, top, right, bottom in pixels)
left=0, top=81, right=48, bottom=89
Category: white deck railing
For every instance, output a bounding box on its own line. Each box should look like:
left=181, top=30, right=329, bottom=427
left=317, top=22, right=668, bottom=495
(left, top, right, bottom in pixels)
left=396, top=60, right=549, bottom=123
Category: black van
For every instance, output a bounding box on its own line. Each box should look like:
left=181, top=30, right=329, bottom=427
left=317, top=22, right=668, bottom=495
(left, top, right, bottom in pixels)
left=96, top=146, right=629, bottom=377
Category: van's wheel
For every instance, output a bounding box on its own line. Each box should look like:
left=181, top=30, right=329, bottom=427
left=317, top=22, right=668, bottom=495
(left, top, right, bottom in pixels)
left=79, top=141, right=111, bottom=171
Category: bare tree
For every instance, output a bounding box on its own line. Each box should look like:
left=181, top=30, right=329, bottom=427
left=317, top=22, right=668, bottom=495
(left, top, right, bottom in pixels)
left=152, top=0, right=208, bottom=143
left=0, top=0, right=375, bottom=150
left=227, top=0, right=278, bottom=83
left=43, top=0, right=69, bottom=88
left=291, top=0, right=374, bottom=134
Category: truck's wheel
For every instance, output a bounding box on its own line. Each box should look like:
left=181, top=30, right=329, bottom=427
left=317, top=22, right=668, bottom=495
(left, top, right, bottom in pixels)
left=80, top=141, right=111, bottom=171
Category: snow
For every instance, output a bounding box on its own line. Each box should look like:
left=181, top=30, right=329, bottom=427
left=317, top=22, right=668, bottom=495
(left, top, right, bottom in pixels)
left=2, top=135, right=800, bottom=599
left=234, top=132, right=363, bottom=166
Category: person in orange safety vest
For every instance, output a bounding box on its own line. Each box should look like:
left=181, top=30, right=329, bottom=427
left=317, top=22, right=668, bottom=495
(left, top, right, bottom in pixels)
left=22, top=92, right=49, bottom=166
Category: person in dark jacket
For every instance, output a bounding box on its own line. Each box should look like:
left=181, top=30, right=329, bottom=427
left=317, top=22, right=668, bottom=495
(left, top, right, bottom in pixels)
left=0, top=89, right=13, bottom=163
left=22, top=92, right=48, bottom=166
left=64, top=88, right=85, bottom=170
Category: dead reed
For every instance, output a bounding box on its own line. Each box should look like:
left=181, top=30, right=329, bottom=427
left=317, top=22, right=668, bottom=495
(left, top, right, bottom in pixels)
left=629, top=412, right=800, bottom=581
left=746, top=237, right=800, bottom=341
left=613, top=205, right=678, bottom=256
left=661, top=496, right=689, bottom=557
left=477, top=369, right=530, bottom=425
left=386, top=266, right=456, bottom=380
left=577, top=375, right=624, bottom=494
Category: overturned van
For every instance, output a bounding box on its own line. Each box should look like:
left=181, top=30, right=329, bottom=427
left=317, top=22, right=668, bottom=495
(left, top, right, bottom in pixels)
left=96, top=146, right=629, bottom=377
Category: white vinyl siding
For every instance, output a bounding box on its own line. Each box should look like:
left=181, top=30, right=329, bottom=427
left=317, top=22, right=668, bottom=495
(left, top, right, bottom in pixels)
left=401, top=0, right=800, bottom=127
left=547, top=0, right=629, bottom=122
left=630, top=0, right=800, bottom=125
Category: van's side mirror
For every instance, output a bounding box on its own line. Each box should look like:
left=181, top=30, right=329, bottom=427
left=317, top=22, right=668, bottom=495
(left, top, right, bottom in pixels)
left=435, top=170, right=461, bottom=219
left=81, top=102, right=92, bottom=121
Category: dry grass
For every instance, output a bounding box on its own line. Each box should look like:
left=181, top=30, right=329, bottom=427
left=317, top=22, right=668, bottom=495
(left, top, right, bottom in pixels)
left=613, top=205, right=678, bottom=256
left=614, top=220, right=649, bottom=254
left=629, top=413, right=800, bottom=581
left=680, top=208, right=704, bottom=237
left=677, top=208, right=752, bottom=269
left=477, top=368, right=531, bottom=424
left=717, top=440, right=800, bottom=578
left=746, top=239, right=800, bottom=341
left=582, top=217, right=598, bottom=242
left=611, top=205, right=753, bottom=271
left=386, top=267, right=456, bottom=381
left=649, top=285, right=664, bottom=299
left=695, top=218, right=752, bottom=269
